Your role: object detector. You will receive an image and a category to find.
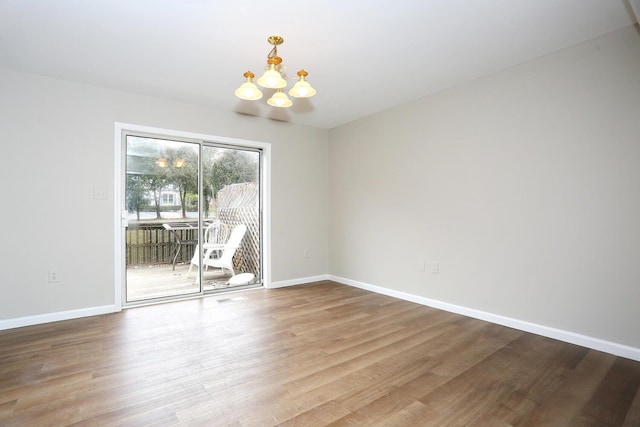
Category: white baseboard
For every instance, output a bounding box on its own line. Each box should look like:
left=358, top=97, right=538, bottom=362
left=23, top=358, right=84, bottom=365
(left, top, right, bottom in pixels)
left=0, top=274, right=323, bottom=330
left=0, top=305, right=119, bottom=331
left=329, top=275, right=640, bottom=362
left=268, top=274, right=330, bottom=289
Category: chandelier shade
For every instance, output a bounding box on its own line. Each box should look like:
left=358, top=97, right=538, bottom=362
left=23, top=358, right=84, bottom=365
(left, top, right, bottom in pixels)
left=266, top=89, right=293, bottom=108
left=257, top=59, right=287, bottom=89
left=235, top=35, right=316, bottom=108
left=289, top=70, right=317, bottom=98
left=234, top=72, right=263, bottom=100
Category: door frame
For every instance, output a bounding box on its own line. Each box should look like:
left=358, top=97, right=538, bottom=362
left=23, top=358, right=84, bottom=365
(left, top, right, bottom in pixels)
left=113, top=122, right=271, bottom=310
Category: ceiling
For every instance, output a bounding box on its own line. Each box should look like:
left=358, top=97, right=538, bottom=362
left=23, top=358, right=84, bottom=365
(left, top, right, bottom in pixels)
left=0, top=1, right=638, bottom=130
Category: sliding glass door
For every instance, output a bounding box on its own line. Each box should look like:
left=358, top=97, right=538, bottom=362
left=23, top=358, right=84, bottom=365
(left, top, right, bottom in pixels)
left=122, top=133, right=262, bottom=305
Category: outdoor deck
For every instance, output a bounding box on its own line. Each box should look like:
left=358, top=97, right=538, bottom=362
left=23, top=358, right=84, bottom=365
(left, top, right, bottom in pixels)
left=126, top=262, right=258, bottom=302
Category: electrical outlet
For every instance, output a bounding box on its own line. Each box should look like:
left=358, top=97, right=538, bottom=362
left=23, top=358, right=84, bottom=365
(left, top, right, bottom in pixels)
left=48, top=270, right=60, bottom=283
left=303, top=249, right=310, bottom=258
left=93, top=186, right=108, bottom=200
left=431, top=262, right=439, bottom=274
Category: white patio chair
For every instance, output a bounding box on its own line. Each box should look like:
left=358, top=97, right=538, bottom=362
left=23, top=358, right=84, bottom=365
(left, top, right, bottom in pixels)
left=202, top=224, right=247, bottom=276
left=188, top=223, right=247, bottom=277
left=187, top=221, right=231, bottom=277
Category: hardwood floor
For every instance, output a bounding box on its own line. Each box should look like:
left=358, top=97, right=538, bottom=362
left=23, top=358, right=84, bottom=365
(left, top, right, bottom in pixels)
left=1, top=281, right=639, bottom=426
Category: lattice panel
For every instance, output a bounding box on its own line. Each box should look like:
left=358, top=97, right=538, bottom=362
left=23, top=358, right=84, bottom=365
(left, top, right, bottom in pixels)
left=216, top=183, right=260, bottom=280
left=218, top=207, right=260, bottom=279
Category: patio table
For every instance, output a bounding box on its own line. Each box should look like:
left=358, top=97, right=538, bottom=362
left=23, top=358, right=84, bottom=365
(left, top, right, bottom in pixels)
left=163, top=222, right=212, bottom=269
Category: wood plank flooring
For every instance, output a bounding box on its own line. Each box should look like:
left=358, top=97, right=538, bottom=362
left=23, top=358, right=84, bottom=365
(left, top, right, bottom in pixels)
left=1, top=281, right=639, bottom=426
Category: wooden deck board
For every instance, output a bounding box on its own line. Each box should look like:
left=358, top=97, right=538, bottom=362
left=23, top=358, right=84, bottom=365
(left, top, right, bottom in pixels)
left=126, top=262, right=251, bottom=302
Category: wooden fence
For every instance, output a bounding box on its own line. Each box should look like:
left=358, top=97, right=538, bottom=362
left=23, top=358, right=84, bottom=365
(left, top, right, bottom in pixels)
left=126, top=224, right=196, bottom=266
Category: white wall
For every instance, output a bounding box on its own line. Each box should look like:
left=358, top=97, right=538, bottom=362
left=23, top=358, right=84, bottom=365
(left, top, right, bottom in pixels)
left=0, top=68, right=329, bottom=321
left=329, top=26, right=640, bottom=349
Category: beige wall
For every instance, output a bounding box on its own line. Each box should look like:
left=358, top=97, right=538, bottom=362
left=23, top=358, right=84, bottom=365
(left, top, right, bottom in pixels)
left=329, top=26, right=640, bottom=348
left=0, top=68, right=329, bottom=320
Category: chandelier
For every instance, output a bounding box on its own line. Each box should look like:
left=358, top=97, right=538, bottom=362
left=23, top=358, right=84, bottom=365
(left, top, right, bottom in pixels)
left=234, top=35, right=316, bottom=108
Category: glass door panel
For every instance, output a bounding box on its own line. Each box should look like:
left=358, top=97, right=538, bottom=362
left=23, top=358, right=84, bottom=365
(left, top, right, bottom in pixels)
left=199, top=145, right=261, bottom=291
left=124, top=135, right=201, bottom=303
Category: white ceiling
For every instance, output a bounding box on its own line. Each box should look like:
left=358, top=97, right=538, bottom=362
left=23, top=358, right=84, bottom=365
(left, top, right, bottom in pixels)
left=0, top=1, right=637, bottom=129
